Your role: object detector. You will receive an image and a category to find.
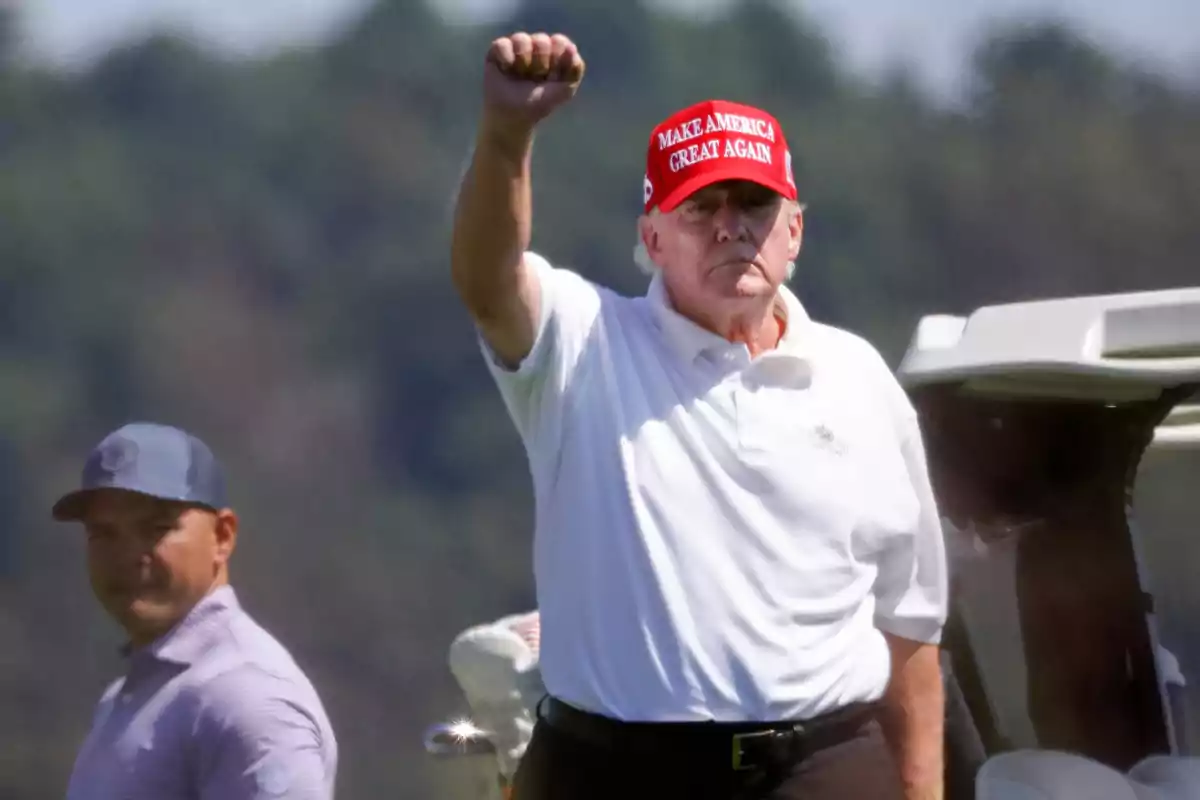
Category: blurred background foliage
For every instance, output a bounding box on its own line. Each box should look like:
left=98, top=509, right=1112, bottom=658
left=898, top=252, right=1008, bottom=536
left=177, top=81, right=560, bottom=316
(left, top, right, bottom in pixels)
left=0, top=0, right=1197, bottom=797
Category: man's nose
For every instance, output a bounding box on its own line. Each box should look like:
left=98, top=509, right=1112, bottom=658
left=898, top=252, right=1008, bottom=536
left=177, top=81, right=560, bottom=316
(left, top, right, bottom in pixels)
left=713, top=205, right=748, bottom=242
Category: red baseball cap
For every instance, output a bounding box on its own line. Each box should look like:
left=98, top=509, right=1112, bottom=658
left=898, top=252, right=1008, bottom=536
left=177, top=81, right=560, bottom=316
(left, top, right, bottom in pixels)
left=642, top=99, right=797, bottom=214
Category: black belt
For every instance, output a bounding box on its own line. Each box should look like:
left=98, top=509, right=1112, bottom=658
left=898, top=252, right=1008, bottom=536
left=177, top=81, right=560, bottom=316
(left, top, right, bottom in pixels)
left=537, top=696, right=878, bottom=771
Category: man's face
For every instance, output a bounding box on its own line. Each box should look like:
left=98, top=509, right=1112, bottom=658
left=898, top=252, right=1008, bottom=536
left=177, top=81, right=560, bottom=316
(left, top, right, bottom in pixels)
left=641, top=179, right=803, bottom=315
left=80, top=489, right=236, bottom=646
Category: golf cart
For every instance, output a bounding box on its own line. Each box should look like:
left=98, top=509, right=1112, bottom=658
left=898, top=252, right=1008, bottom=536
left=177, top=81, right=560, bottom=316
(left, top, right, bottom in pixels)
left=425, top=287, right=1200, bottom=799
left=900, top=286, right=1200, bottom=798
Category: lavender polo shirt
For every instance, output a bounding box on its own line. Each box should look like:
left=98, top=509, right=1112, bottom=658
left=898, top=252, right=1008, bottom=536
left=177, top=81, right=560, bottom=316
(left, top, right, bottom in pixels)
left=66, top=586, right=338, bottom=800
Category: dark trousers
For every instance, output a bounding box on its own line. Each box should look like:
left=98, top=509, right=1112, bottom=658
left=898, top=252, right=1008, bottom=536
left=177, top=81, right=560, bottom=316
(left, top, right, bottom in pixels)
left=511, top=698, right=905, bottom=800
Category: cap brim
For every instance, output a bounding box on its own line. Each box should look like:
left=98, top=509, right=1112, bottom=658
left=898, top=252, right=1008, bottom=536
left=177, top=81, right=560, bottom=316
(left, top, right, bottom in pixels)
left=657, top=166, right=796, bottom=213
left=51, top=486, right=219, bottom=522
left=51, top=489, right=96, bottom=522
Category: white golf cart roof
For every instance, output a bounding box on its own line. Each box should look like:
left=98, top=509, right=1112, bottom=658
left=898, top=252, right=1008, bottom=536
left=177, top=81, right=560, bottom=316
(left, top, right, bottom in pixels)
left=897, top=286, right=1200, bottom=448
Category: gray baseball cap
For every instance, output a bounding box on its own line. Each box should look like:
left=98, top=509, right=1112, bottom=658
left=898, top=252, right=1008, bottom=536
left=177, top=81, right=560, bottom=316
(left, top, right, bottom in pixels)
left=52, top=422, right=228, bottom=521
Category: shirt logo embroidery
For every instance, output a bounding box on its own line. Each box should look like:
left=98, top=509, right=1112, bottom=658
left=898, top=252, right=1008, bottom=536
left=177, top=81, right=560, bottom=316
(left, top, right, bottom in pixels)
left=98, top=436, right=139, bottom=475
left=810, top=424, right=847, bottom=456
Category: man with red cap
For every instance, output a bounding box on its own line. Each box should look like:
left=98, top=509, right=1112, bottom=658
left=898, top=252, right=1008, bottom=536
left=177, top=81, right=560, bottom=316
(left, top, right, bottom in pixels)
left=450, top=31, right=947, bottom=800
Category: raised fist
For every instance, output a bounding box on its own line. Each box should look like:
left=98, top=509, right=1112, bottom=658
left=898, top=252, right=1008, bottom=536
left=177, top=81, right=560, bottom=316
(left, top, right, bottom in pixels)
left=482, top=32, right=585, bottom=129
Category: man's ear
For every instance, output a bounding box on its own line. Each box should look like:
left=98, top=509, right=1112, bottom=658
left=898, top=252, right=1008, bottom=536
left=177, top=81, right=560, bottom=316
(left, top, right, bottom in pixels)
left=639, top=214, right=663, bottom=267
left=788, top=202, right=805, bottom=261
left=214, top=509, right=238, bottom=565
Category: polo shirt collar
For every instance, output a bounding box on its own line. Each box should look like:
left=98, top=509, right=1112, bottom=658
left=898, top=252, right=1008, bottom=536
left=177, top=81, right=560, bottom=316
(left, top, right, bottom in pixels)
left=645, top=271, right=813, bottom=364
left=123, top=584, right=239, bottom=667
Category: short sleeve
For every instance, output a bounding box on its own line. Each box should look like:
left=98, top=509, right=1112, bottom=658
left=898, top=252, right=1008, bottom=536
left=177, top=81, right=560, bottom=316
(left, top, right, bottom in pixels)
left=872, top=409, right=950, bottom=645
left=477, top=250, right=602, bottom=449
left=193, top=670, right=337, bottom=800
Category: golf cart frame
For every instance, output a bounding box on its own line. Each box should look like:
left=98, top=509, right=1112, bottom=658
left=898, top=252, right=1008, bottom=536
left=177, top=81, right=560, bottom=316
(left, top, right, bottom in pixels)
left=427, top=286, right=1200, bottom=799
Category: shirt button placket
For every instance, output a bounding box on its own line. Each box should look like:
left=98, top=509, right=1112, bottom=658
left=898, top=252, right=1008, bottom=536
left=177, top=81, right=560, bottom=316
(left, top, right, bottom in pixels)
left=734, top=361, right=766, bottom=452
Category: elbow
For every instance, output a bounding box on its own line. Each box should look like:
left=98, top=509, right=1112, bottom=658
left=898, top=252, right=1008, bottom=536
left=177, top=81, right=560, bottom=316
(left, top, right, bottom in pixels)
left=449, top=234, right=524, bottom=306
left=451, top=264, right=520, bottom=326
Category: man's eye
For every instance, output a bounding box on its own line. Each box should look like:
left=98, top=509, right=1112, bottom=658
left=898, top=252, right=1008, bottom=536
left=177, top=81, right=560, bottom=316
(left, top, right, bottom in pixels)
left=739, top=194, right=776, bottom=211
left=132, top=520, right=175, bottom=539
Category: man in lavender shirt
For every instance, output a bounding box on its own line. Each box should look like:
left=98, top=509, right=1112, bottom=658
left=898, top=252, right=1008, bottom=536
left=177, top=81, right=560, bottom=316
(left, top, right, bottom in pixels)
left=53, top=422, right=338, bottom=799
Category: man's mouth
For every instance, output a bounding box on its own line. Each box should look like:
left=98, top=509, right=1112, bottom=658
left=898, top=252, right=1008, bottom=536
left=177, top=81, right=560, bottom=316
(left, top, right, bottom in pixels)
left=106, top=581, right=156, bottom=600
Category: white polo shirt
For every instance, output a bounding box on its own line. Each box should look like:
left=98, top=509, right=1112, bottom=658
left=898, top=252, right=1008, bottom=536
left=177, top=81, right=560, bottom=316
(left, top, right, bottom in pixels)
left=481, top=252, right=947, bottom=724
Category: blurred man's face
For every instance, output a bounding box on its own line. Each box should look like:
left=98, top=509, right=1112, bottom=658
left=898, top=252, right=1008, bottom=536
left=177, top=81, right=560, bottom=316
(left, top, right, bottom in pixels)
left=640, top=179, right=803, bottom=328
left=80, top=488, right=236, bottom=647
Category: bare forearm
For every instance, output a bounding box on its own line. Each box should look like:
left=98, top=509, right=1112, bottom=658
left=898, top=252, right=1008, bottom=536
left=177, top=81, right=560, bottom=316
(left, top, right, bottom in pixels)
left=450, top=116, right=536, bottom=332
left=451, top=32, right=584, bottom=365
left=880, top=635, right=945, bottom=800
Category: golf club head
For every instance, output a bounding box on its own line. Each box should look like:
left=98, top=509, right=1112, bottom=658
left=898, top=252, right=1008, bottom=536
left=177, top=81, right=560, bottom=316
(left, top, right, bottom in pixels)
left=423, top=718, right=498, bottom=757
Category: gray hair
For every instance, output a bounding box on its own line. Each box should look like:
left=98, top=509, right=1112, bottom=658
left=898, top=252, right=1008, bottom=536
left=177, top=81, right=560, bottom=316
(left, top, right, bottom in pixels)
left=633, top=202, right=803, bottom=280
